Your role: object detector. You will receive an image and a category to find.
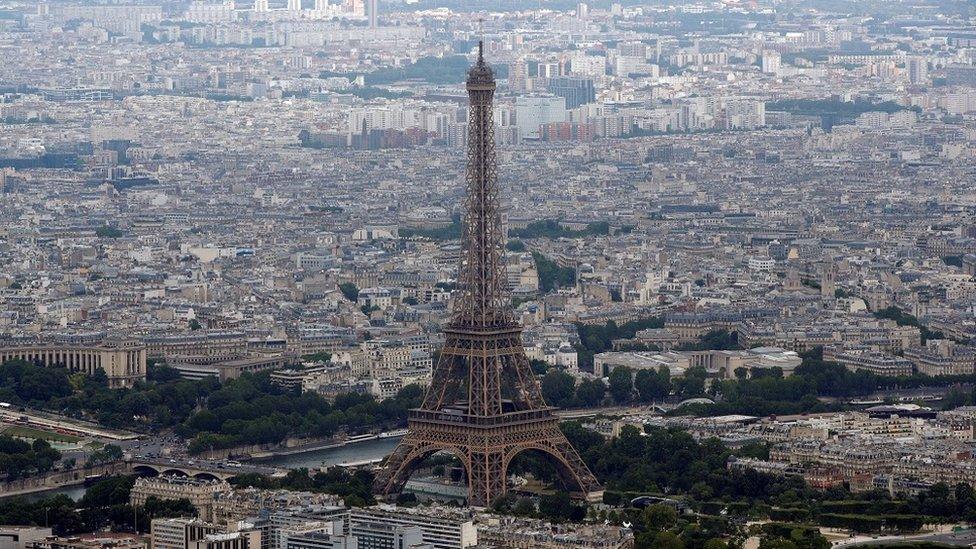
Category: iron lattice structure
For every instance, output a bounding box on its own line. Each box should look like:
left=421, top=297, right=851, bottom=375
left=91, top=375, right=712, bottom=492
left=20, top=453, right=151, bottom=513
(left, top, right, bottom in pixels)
left=374, top=44, right=603, bottom=507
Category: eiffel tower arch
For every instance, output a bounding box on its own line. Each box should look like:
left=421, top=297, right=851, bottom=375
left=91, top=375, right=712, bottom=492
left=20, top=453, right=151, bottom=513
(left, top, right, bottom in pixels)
left=373, top=43, right=602, bottom=508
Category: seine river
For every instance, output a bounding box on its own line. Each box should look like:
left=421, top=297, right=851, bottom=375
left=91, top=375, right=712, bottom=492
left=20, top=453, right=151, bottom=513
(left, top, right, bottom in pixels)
left=4, top=437, right=402, bottom=502
left=260, top=436, right=401, bottom=469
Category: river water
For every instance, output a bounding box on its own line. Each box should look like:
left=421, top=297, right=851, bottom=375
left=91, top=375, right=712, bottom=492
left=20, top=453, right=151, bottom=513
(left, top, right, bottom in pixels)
left=2, top=437, right=401, bottom=503
left=6, top=484, right=88, bottom=502
left=260, top=437, right=401, bottom=469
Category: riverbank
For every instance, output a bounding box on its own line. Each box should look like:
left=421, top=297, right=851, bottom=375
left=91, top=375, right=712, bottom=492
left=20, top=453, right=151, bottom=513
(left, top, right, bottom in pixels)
left=0, top=432, right=405, bottom=501
left=247, top=430, right=408, bottom=460
left=259, top=436, right=401, bottom=469
left=0, top=462, right=130, bottom=499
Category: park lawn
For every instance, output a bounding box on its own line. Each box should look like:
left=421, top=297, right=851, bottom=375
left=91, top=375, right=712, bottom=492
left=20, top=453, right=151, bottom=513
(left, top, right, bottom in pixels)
left=2, top=425, right=83, bottom=443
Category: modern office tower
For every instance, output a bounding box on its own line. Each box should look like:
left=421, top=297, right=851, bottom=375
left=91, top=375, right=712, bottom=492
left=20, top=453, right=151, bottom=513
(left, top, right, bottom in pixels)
left=287, top=0, right=301, bottom=10
left=283, top=521, right=355, bottom=549
left=618, top=40, right=647, bottom=58
left=367, top=0, right=377, bottom=27
left=253, top=0, right=269, bottom=11
left=284, top=532, right=358, bottom=549
left=185, top=0, right=236, bottom=22
left=313, top=0, right=328, bottom=11
left=349, top=524, right=422, bottom=549
left=348, top=508, right=473, bottom=549
left=507, top=58, right=528, bottom=92
left=908, top=57, right=928, bottom=84
left=271, top=508, right=350, bottom=549
left=762, top=50, right=781, bottom=75
left=151, top=519, right=223, bottom=549
left=373, top=44, right=602, bottom=508
left=576, top=2, right=588, bottom=19
left=545, top=76, right=595, bottom=109
left=947, top=64, right=976, bottom=86
left=348, top=0, right=364, bottom=16
left=724, top=99, right=766, bottom=129
left=515, top=95, right=567, bottom=139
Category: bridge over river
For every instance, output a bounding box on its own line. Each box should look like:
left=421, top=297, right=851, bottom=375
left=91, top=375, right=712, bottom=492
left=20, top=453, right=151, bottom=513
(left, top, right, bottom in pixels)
left=128, top=456, right=283, bottom=481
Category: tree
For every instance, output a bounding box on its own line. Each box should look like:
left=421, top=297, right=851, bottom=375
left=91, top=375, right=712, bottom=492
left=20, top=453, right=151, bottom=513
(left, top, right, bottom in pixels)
left=642, top=504, right=678, bottom=532
left=0, top=436, right=61, bottom=479
left=752, top=367, right=783, bottom=379
left=651, top=531, right=685, bottom=549
left=541, top=370, right=576, bottom=408
left=302, top=352, right=332, bottom=363
left=608, top=366, right=633, bottom=402
left=942, top=387, right=969, bottom=410
left=513, top=497, right=535, bottom=516
left=538, top=491, right=584, bottom=522
left=532, top=251, right=576, bottom=293
left=90, top=367, right=109, bottom=387
left=575, top=378, right=606, bottom=406
left=703, top=539, right=727, bottom=549
left=86, top=444, right=123, bottom=467
left=189, top=319, right=202, bottom=331
left=339, top=282, right=359, bottom=302
left=529, top=359, right=549, bottom=375
left=677, top=366, right=707, bottom=397
left=635, top=367, right=671, bottom=401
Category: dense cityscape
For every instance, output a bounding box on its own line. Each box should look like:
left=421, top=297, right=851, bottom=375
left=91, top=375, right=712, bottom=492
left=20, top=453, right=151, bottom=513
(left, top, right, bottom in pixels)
left=2, top=0, right=976, bottom=548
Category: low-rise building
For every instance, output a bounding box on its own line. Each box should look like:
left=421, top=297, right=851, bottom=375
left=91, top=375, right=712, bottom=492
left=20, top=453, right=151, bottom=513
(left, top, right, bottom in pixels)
left=904, top=340, right=976, bottom=376
left=131, top=476, right=231, bottom=522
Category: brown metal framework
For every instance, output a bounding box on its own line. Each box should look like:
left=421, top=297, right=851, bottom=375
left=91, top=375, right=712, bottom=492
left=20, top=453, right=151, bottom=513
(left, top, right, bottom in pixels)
left=374, top=44, right=602, bottom=507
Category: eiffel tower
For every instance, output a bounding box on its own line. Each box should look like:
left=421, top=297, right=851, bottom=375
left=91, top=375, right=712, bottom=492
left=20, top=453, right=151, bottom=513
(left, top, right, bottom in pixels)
left=373, top=43, right=602, bottom=508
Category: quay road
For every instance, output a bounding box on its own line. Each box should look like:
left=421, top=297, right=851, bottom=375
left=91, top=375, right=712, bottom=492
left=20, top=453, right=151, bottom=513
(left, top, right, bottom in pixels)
left=556, top=404, right=666, bottom=420
left=830, top=527, right=976, bottom=548
left=0, top=406, right=139, bottom=441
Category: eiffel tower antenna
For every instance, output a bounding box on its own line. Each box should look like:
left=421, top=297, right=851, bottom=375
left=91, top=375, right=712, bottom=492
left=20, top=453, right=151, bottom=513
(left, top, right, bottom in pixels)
left=478, top=17, right=484, bottom=57
left=373, top=47, right=602, bottom=508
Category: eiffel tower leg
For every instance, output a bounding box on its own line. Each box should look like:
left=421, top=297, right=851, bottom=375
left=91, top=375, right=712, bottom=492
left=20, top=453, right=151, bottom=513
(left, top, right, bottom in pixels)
left=548, top=435, right=603, bottom=501
left=373, top=434, right=455, bottom=498
left=504, top=426, right=604, bottom=503
left=466, top=447, right=506, bottom=507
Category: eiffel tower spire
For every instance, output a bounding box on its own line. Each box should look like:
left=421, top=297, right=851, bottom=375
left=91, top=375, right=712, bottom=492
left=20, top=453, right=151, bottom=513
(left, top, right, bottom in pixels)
left=374, top=46, right=602, bottom=508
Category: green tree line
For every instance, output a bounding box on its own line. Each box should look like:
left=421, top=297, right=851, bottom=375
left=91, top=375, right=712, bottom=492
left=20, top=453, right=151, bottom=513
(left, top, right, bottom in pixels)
left=0, top=475, right=195, bottom=535
left=0, top=436, right=61, bottom=480
left=510, top=220, right=611, bottom=239
left=179, top=374, right=423, bottom=454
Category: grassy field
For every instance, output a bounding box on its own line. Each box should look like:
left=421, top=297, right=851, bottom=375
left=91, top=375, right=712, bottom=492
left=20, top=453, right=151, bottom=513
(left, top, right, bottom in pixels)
left=2, top=425, right=83, bottom=443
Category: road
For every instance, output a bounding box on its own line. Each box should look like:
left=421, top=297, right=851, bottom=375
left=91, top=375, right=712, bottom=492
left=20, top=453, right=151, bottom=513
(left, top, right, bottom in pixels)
left=830, top=528, right=976, bottom=548
left=0, top=407, right=139, bottom=441
left=556, top=404, right=662, bottom=420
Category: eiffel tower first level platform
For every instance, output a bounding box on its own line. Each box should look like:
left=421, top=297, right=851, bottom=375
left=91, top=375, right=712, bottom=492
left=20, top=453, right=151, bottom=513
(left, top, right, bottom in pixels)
left=374, top=404, right=603, bottom=508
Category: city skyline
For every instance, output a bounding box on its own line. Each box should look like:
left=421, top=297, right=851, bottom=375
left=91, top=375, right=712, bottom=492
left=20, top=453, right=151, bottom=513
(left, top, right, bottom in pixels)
left=1, top=0, right=976, bottom=548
